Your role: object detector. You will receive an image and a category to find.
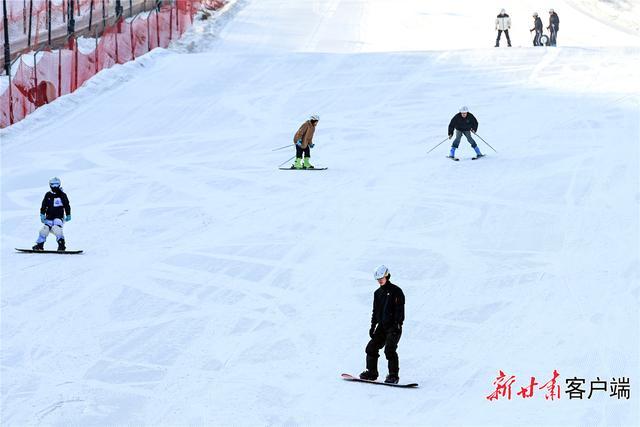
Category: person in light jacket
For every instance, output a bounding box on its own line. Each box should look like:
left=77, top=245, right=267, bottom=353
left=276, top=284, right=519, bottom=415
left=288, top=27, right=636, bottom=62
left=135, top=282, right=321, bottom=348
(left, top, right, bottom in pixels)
left=495, top=9, right=512, bottom=47
left=291, top=115, right=319, bottom=169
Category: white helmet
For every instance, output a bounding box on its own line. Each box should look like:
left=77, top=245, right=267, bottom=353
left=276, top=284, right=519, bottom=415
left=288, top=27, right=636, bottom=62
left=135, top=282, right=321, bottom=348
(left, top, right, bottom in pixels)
left=549, top=8, right=554, bottom=13
left=459, top=106, right=469, bottom=113
left=500, top=8, right=506, bottom=14
left=49, top=177, right=61, bottom=188
left=374, top=265, right=390, bottom=280
left=533, top=12, right=538, bottom=17
left=310, top=114, right=320, bottom=122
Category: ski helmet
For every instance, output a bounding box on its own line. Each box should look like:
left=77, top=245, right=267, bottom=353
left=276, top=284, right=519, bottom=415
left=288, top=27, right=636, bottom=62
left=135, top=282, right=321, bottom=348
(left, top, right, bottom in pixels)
left=459, top=106, right=469, bottom=113
left=374, top=265, right=390, bottom=280
left=49, top=177, right=61, bottom=188
left=533, top=12, right=538, bottom=17
left=549, top=9, right=554, bottom=13
left=500, top=8, right=506, bottom=14
left=310, top=114, right=320, bottom=122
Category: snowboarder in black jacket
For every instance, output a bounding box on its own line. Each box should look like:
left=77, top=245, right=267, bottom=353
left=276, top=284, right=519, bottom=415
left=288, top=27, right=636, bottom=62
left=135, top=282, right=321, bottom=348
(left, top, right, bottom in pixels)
left=530, top=13, right=543, bottom=46
left=360, top=265, right=405, bottom=384
left=32, top=177, right=72, bottom=251
left=547, top=9, right=560, bottom=46
left=448, top=106, right=483, bottom=159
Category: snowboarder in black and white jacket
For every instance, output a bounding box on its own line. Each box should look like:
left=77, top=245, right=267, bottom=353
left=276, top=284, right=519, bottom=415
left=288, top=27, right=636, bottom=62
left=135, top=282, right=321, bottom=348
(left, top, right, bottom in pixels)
left=448, top=106, right=483, bottom=159
left=530, top=12, right=543, bottom=46
left=495, top=9, right=512, bottom=47
left=360, top=265, right=405, bottom=384
left=32, top=177, right=71, bottom=251
left=547, top=9, right=560, bottom=46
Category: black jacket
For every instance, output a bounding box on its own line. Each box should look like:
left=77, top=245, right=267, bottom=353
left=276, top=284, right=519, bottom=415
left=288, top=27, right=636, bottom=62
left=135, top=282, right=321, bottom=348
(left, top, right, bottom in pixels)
left=549, top=13, right=559, bottom=30
left=448, top=112, right=478, bottom=135
left=371, top=281, right=405, bottom=330
left=532, top=17, right=543, bottom=32
left=40, top=189, right=71, bottom=220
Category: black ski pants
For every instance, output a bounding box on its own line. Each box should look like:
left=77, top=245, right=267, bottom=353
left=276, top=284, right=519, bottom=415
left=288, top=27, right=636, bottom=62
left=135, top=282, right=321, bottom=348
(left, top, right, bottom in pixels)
left=365, top=325, right=401, bottom=375
left=533, top=31, right=542, bottom=46
left=295, top=145, right=311, bottom=159
left=495, top=30, right=511, bottom=46
left=550, top=26, right=558, bottom=46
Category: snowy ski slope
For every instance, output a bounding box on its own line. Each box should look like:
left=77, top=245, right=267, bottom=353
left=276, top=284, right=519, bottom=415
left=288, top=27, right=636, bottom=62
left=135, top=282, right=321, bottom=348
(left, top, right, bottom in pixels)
left=2, top=0, right=639, bottom=425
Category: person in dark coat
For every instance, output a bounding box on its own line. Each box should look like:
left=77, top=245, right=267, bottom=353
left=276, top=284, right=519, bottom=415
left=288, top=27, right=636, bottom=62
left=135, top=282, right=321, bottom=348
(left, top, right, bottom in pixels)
left=548, top=9, right=560, bottom=46
left=448, top=106, right=483, bottom=159
left=530, top=12, right=543, bottom=46
left=360, top=265, right=405, bottom=384
left=32, top=177, right=72, bottom=251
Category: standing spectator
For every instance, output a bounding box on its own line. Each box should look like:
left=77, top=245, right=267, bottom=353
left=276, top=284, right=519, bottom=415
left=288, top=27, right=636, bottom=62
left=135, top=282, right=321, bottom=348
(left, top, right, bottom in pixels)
left=530, top=13, right=543, bottom=46
left=548, top=9, right=560, bottom=46
left=495, top=9, right=512, bottom=47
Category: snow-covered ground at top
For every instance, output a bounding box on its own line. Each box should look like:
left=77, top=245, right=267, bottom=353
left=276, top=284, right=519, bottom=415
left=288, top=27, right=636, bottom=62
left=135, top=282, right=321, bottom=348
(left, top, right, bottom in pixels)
left=1, top=0, right=639, bottom=425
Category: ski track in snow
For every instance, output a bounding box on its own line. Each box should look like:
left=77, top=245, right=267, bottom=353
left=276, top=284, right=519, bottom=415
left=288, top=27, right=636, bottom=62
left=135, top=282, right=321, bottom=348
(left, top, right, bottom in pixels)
left=1, top=0, right=639, bottom=425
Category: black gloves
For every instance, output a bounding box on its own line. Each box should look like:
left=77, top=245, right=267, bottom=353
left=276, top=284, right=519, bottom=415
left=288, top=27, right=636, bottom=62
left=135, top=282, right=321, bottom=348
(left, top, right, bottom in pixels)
left=369, top=325, right=376, bottom=339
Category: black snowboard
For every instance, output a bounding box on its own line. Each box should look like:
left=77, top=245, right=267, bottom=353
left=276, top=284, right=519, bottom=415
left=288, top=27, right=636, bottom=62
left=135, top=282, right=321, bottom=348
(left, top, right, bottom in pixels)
left=279, top=167, right=327, bottom=170
left=16, top=248, right=83, bottom=254
left=341, top=373, right=418, bottom=388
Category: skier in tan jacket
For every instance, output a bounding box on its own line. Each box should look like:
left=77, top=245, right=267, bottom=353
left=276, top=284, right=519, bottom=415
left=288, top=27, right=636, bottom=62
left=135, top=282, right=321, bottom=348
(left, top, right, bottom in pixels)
left=292, top=115, right=319, bottom=169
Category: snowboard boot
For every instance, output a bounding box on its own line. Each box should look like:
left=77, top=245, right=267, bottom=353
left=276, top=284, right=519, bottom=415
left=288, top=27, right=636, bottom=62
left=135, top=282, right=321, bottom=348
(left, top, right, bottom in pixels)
left=359, top=369, right=378, bottom=381
left=384, top=373, right=399, bottom=384
left=293, top=158, right=303, bottom=169
left=57, top=238, right=66, bottom=251
left=303, top=157, right=314, bottom=169
left=32, top=242, right=44, bottom=251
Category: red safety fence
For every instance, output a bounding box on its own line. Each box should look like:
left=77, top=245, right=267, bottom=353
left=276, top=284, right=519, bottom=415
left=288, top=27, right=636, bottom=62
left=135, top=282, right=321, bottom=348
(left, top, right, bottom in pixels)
left=5, top=0, right=116, bottom=48
left=1, top=0, right=226, bottom=128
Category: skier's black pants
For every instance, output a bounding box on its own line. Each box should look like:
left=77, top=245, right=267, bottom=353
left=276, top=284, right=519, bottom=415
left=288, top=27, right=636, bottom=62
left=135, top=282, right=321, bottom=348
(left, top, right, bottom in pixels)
left=295, top=145, right=311, bottom=159
left=533, top=31, right=542, bottom=46
left=550, top=26, right=558, bottom=46
left=365, top=325, right=401, bottom=375
left=495, top=30, right=511, bottom=46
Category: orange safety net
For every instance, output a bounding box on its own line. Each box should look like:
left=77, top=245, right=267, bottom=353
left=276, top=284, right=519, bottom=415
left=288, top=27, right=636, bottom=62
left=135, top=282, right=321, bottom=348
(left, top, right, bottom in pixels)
left=1, top=1, right=219, bottom=128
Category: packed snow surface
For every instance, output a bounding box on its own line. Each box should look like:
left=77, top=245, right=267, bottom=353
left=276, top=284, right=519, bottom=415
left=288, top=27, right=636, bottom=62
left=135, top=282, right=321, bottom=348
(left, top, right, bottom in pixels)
left=2, top=0, right=639, bottom=425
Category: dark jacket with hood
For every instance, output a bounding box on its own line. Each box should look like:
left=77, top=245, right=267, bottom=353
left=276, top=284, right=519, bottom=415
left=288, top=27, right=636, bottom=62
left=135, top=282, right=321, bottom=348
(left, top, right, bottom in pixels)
left=448, top=112, right=479, bottom=135
left=371, top=279, right=405, bottom=331
left=40, top=188, right=71, bottom=220
left=532, top=16, right=543, bottom=32
left=549, top=12, right=559, bottom=30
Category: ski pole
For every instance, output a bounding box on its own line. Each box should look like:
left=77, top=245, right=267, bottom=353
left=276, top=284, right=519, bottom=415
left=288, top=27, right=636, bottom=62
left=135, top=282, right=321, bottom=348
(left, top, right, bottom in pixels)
left=427, top=137, right=450, bottom=154
left=278, top=155, right=296, bottom=167
left=272, top=144, right=291, bottom=152
left=474, top=133, right=498, bottom=153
